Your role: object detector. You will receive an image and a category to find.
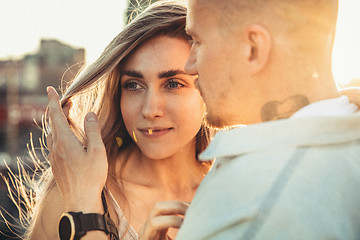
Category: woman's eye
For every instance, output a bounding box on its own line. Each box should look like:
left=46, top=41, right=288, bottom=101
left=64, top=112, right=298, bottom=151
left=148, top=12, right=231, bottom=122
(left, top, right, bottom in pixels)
left=123, top=81, right=142, bottom=91
left=165, top=80, right=184, bottom=90
left=169, top=81, right=179, bottom=88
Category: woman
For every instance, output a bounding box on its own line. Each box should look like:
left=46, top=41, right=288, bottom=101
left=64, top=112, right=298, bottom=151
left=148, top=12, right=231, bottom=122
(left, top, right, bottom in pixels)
left=20, top=1, right=211, bottom=240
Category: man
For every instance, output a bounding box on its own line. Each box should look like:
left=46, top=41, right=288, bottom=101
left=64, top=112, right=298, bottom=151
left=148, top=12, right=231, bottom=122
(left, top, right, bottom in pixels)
left=176, top=0, right=360, bottom=239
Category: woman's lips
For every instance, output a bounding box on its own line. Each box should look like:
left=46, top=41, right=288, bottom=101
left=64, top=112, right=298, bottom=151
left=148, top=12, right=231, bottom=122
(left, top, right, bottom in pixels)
left=139, top=128, right=173, bottom=138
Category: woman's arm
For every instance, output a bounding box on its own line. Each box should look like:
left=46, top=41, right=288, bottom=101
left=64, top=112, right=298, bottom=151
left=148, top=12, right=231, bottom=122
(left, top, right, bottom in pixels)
left=35, top=87, right=111, bottom=239
left=29, top=184, right=109, bottom=240
left=29, top=184, right=64, bottom=239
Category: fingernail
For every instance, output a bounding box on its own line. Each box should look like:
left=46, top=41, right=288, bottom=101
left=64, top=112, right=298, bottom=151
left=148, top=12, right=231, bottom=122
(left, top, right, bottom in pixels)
left=87, top=117, right=96, bottom=122
left=86, top=113, right=97, bottom=122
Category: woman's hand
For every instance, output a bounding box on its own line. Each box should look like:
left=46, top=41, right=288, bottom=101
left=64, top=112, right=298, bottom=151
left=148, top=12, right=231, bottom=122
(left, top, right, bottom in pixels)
left=138, top=201, right=189, bottom=240
left=46, top=86, right=108, bottom=213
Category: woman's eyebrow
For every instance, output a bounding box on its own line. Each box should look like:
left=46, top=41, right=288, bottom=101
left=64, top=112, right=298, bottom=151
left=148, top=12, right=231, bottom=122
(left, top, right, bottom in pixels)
left=121, top=70, right=144, bottom=78
left=158, top=69, right=186, bottom=78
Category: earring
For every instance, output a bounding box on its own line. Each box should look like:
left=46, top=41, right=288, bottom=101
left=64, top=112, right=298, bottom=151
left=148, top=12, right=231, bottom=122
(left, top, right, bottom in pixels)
left=116, top=137, right=123, bottom=148
left=132, top=131, right=137, bottom=142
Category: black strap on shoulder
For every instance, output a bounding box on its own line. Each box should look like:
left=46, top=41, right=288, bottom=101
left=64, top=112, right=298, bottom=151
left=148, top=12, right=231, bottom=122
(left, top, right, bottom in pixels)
left=101, top=188, right=119, bottom=240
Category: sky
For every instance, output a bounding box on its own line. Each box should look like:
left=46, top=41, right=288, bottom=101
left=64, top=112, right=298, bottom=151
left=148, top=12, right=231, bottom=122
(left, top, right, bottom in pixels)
left=0, top=0, right=128, bottom=63
left=332, top=0, right=360, bottom=85
left=0, top=0, right=360, bottom=86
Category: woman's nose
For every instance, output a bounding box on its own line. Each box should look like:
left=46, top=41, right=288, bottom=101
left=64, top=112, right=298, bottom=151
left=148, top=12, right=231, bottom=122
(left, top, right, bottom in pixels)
left=142, top=90, right=164, bottom=120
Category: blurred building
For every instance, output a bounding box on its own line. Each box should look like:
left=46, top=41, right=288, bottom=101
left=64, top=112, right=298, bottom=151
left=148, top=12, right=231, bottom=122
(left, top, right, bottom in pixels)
left=0, top=39, right=84, bottom=238
left=0, top=39, right=84, bottom=161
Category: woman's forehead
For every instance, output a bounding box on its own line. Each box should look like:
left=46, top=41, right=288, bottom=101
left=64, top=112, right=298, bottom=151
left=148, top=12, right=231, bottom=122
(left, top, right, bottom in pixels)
left=122, top=35, right=190, bottom=73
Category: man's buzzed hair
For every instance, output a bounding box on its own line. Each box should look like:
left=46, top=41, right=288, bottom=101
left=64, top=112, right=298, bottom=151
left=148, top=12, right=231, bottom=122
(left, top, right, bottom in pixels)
left=201, top=0, right=339, bottom=52
left=201, top=0, right=338, bottom=33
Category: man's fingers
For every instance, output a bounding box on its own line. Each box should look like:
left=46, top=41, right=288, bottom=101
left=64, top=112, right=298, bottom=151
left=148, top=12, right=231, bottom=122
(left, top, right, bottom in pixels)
left=84, top=112, right=104, bottom=153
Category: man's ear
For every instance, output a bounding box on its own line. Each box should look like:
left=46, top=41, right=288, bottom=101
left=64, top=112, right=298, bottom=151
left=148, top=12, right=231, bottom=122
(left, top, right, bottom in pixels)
left=244, top=24, right=271, bottom=74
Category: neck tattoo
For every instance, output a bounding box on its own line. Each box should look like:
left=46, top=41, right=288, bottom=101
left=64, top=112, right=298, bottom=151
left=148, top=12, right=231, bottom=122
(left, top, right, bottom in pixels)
left=261, top=95, right=310, bottom=121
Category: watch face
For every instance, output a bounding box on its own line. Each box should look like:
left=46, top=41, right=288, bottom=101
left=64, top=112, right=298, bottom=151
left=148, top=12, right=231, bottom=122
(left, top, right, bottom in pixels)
left=59, top=213, right=75, bottom=240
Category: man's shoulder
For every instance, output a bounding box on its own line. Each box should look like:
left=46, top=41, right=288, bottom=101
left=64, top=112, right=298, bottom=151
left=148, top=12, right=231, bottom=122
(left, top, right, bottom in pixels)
left=180, top=144, right=360, bottom=240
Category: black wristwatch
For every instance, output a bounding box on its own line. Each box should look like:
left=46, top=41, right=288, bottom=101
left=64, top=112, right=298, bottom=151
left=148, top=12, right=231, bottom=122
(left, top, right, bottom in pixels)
left=58, top=212, right=107, bottom=240
left=58, top=190, right=119, bottom=240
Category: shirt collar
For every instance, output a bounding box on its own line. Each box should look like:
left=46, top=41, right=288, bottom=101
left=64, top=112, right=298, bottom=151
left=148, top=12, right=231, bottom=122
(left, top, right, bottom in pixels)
left=199, top=113, right=360, bottom=161
left=291, top=96, right=358, bottom=119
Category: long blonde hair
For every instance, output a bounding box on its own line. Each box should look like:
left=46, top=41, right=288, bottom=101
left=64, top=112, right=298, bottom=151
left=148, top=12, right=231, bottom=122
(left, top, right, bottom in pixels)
left=6, top=1, right=210, bottom=238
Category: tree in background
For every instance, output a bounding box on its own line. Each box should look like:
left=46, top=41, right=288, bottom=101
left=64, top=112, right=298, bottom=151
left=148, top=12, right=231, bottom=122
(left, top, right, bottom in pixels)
left=125, top=0, right=159, bottom=24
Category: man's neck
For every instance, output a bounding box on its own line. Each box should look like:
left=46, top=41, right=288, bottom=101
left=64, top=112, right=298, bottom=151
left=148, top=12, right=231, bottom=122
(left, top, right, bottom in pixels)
left=257, top=68, right=340, bottom=122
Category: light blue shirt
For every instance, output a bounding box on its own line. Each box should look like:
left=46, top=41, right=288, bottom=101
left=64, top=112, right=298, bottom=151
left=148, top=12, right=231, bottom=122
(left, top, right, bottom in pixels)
left=177, top=98, right=360, bottom=240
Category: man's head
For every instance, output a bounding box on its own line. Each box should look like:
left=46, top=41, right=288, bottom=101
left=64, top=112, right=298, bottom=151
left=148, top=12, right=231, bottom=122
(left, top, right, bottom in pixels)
left=185, top=0, right=339, bottom=127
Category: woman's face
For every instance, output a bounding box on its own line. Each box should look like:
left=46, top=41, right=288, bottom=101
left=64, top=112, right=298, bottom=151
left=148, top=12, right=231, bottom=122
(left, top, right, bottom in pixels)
left=120, top=35, right=205, bottom=160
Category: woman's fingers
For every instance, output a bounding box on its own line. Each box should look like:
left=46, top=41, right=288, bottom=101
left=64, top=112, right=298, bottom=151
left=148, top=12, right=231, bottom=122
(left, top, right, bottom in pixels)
left=149, top=215, right=184, bottom=230
left=144, top=215, right=183, bottom=240
left=139, top=201, right=189, bottom=240
left=47, top=87, right=72, bottom=137
left=46, top=132, right=53, bottom=151
left=84, top=112, right=105, bottom=152
left=150, top=201, right=189, bottom=218
left=62, top=100, right=72, bottom=119
left=47, top=86, right=81, bottom=150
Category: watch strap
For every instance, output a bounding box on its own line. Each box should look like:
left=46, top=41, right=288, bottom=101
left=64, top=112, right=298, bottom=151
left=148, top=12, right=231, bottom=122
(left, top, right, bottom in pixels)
left=62, top=211, right=119, bottom=240
left=78, top=212, right=118, bottom=238
left=78, top=213, right=107, bottom=232
left=59, top=189, right=119, bottom=240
